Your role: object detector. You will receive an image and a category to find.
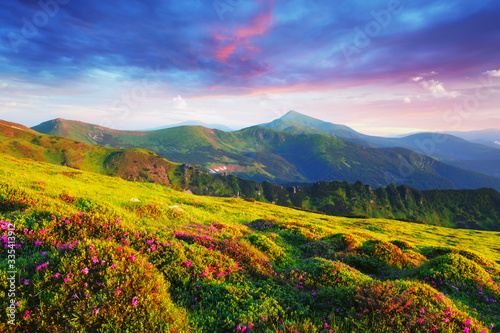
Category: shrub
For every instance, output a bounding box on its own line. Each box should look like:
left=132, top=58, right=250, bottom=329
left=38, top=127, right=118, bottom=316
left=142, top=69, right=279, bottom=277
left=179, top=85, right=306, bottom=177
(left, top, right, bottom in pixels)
left=352, top=280, right=490, bottom=333
left=246, top=234, right=286, bottom=264
left=359, top=240, right=420, bottom=269
left=415, top=253, right=490, bottom=284
left=289, top=258, right=372, bottom=289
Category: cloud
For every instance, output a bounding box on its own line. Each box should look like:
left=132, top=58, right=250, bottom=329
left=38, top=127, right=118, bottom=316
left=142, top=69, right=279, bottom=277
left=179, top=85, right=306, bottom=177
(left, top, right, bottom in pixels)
left=0, top=83, right=8, bottom=88
left=404, top=97, right=412, bottom=104
left=484, top=69, right=500, bottom=77
left=173, top=95, right=187, bottom=110
left=0, top=0, right=499, bottom=111
left=421, top=79, right=447, bottom=96
left=413, top=77, right=459, bottom=98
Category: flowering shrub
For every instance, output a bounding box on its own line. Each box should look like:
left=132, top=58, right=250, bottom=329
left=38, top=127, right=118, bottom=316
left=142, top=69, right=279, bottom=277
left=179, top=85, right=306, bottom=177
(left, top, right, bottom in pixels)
left=359, top=240, right=424, bottom=269
left=283, top=258, right=372, bottom=289
left=0, top=236, right=187, bottom=332
left=352, top=280, right=490, bottom=332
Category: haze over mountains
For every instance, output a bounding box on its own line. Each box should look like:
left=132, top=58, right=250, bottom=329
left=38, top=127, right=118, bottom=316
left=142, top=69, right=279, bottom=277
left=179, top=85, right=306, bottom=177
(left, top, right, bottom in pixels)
left=30, top=111, right=500, bottom=192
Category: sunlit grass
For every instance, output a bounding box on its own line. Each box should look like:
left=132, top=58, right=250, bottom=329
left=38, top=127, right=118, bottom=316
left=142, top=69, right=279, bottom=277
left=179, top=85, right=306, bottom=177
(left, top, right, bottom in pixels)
left=1, top=153, right=498, bottom=332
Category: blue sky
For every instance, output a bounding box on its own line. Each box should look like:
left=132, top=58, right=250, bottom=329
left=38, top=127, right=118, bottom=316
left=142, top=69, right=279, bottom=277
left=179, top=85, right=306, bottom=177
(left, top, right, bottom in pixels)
left=1, top=0, right=499, bottom=135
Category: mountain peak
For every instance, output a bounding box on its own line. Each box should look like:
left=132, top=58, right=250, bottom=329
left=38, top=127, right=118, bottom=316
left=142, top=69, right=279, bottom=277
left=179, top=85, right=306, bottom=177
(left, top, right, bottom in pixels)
left=280, top=110, right=313, bottom=120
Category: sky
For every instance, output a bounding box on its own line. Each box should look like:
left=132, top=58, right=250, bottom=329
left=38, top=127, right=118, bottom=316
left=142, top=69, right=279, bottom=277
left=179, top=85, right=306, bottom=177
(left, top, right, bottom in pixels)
left=1, top=0, right=500, bottom=136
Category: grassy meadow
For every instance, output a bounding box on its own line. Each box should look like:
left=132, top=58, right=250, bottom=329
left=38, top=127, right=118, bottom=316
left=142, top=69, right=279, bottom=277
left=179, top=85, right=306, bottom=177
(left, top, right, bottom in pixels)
left=1, top=152, right=499, bottom=332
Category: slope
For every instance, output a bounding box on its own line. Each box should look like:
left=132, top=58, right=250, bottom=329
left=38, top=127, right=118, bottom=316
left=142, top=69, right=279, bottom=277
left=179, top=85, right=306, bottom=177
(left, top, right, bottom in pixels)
left=0, top=119, right=180, bottom=186
left=1, top=153, right=499, bottom=332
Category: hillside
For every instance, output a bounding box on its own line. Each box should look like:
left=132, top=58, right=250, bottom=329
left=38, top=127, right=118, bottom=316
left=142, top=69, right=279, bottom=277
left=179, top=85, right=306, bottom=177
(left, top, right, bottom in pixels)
left=1, top=153, right=499, bottom=332
left=31, top=118, right=500, bottom=191
left=0, top=119, right=182, bottom=186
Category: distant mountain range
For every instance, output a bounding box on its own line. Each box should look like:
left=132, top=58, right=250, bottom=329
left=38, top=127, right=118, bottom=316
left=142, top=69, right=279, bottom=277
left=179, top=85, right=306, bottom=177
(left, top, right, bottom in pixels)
left=262, top=111, right=500, bottom=178
left=31, top=114, right=500, bottom=192
left=441, top=129, right=500, bottom=148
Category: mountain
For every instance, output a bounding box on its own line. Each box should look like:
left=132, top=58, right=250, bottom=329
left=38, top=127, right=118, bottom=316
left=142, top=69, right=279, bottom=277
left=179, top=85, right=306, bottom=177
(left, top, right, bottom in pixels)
left=441, top=129, right=500, bottom=149
left=144, top=120, right=234, bottom=132
left=263, top=111, right=500, bottom=159
left=31, top=118, right=500, bottom=192
left=262, top=111, right=500, bottom=178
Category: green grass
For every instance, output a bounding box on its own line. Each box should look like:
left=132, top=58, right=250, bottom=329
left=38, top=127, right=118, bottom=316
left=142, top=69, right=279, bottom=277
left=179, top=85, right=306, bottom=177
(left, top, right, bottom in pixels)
left=0, top=153, right=499, bottom=332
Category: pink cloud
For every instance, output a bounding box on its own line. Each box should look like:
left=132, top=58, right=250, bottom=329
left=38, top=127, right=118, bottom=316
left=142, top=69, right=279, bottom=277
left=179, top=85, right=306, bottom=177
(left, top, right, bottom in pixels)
left=211, top=3, right=275, bottom=64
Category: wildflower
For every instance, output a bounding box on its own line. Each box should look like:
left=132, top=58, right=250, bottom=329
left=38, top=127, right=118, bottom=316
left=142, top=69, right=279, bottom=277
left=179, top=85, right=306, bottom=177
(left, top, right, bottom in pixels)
left=24, top=279, right=30, bottom=285
left=420, top=308, right=425, bottom=314
left=444, top=318, right=449, bottom=323
left=129, top=255, right=135, bottom=261
left=23, top=310, right=31, bottom=318
left=132, top=296, right=139, bottom=306
left=324, top=323, right=330, bottom=328
left=41, top=252, right=46, bottom=257
left=53, top=273, right=60, bottom=278
left=418, top=318, right=424, bottom=324
left=81, top=267, right=89, bottom=274
left=35, top=240, right=42, bottom=246
left=464, top=328, right=470, bottom=333
left=116, top=288, right=121, bottom=295
left=64, top=277, right=70, bottom=283
left=463, top=319, right=471, bottom=325
left=262, top=316, right=266, bottom=321
left=92, top=308, right=99, bottom=314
